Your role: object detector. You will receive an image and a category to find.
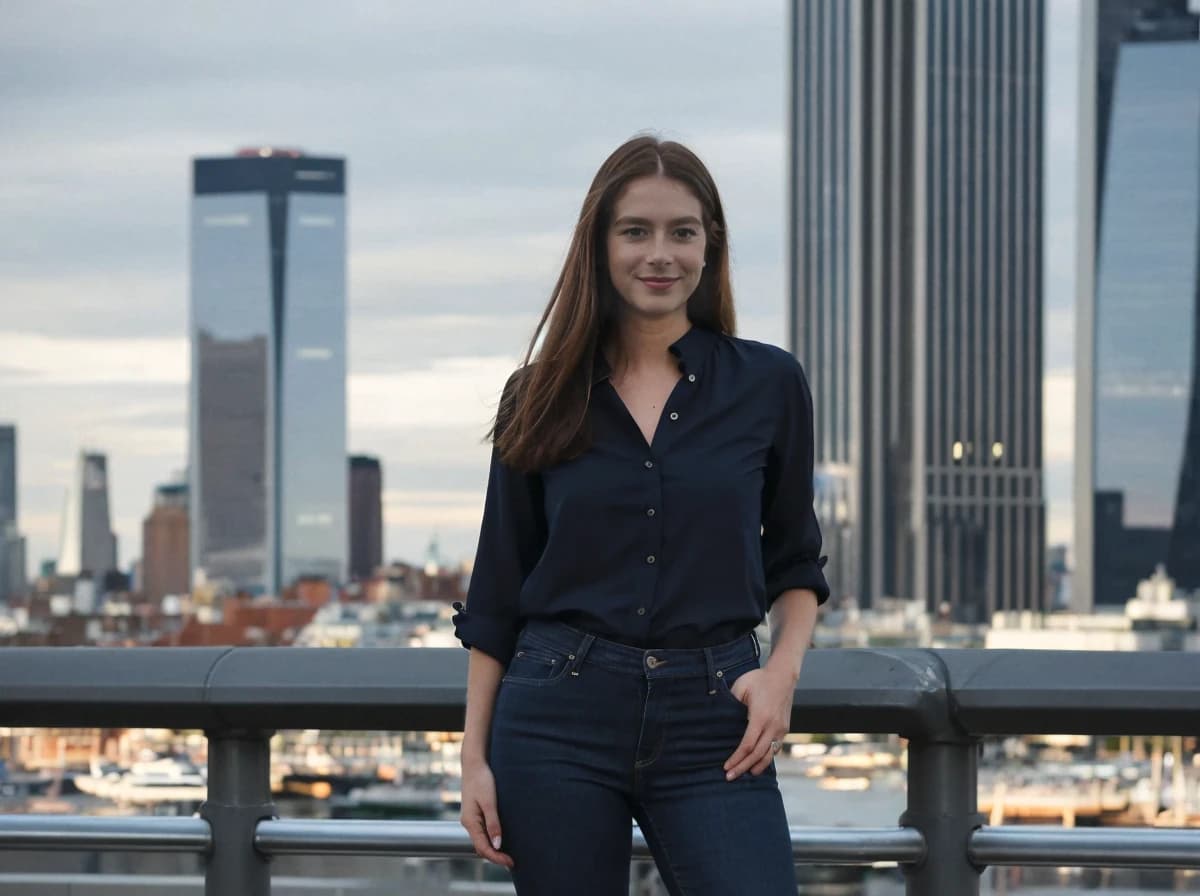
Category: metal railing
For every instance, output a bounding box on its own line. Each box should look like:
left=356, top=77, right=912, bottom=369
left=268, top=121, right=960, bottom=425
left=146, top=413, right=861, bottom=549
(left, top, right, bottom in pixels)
left=1, top=645, right=1199, bottom=894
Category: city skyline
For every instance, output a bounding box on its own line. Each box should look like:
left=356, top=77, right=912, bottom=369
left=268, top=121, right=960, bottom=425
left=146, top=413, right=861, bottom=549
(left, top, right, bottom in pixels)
left=0, top=0, right=1081, bottom=584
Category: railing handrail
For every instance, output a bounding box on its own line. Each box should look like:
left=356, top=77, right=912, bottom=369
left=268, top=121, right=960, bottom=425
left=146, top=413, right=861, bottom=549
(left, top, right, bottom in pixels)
left=5, top=815, right=1200, bottom=871
left=2, top=645, right=1198, bottom=736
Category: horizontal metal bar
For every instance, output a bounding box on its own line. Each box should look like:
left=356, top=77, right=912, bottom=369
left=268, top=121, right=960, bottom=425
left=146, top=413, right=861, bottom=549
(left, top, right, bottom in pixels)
left=255, top=818, right=926, bottom=865
left=943, top=649, right=1200, bottom=735
left=970, top=825, right=1200, bottom=869
left=0, top=873, right=374, bottom=891
left=5, top=646, right=1200, bottom=736
left=792, top=826, right=926, bottom=865
left=0, top=815, right=211, bottom=853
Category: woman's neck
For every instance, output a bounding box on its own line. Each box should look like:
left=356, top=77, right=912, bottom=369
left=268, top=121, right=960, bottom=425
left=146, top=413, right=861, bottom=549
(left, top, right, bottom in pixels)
left=608, top=312, right=691, bottom=376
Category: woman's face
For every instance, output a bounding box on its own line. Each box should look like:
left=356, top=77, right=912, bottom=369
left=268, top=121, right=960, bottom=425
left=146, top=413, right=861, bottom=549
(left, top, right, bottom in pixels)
left=605, top=175, right=707, bottom=322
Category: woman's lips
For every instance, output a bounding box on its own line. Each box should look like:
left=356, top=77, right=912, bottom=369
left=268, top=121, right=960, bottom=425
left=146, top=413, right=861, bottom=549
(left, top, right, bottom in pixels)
left=640, top=277, right=678, bottom=289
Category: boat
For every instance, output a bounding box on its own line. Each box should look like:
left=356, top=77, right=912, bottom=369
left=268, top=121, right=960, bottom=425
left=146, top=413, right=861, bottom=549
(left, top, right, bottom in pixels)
left=329, top=774, right=461, bottom=820
left=73, top=755, right=207, bottom=806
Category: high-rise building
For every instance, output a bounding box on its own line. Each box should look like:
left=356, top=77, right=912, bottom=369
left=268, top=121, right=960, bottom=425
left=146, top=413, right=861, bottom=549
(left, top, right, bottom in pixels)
left=190, top=148, right=348, bottom=595
left=2, top=524, right=26, bottom=602
left=0, top=425, right=14, bottom=529
left=788, top=0, right=1046, bottom=620
left=348, top=455, right=383, bottom=580
left=57, top=450, right=118, bottom=580
left=1075, top=1, right=1200, bottom=610
left=0, top=425, right=24, bottom=601
left=142, top=481, right=190, bottom=603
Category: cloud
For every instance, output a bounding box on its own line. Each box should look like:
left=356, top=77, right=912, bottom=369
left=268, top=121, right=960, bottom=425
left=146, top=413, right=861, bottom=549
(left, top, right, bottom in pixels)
left=1044, top=304, right=1075, bottom=370
left=350, top=356, right=518, bottom=429
left=383, top=489, right=486, bottom=528
left=1045, top=502, right=1074, bottom=549
left=1043, top=367, right=1075, bottom=465
left=353, top=234, right=566, bottom=290
left=0, top=332, right=188, bottom=385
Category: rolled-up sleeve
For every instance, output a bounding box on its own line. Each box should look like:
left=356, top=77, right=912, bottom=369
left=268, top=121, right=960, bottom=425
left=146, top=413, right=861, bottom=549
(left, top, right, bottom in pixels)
left=452, top=384, right=546, bottom=664
left=761, top=356, right=830, bottom=606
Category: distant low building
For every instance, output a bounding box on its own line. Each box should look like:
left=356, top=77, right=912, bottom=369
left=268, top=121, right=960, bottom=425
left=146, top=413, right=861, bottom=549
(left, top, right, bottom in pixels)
left=154, top=592, right=320, bottom=647
left=987, top=566, right=1198, bottom=651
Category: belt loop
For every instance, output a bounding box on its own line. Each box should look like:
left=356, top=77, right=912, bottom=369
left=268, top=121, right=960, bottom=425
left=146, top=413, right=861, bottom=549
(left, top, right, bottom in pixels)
left=703, top=646, right=718, bottom=695
left=750, top=629, right=761, bottom=658
left=568, top=632, right=596, bottom=677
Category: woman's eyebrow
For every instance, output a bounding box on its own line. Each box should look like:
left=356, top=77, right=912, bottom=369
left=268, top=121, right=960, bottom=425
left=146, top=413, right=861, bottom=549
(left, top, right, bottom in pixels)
left=613, top=215, right=703, bottom=227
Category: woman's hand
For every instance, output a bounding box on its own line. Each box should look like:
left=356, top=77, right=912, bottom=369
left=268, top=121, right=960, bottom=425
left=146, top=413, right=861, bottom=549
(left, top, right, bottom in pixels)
left=722, top=665, right=795, bottom=780
left=460, top=757, right=514, bottom=869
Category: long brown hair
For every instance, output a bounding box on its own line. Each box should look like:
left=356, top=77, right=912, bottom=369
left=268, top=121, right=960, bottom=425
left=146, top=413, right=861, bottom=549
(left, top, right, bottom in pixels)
left=493, top=135, right=737, bottom=472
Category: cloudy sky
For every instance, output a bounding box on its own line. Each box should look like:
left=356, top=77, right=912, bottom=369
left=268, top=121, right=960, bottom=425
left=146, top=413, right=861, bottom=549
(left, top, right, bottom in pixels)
left=0, top=0, right=1079, bottom=577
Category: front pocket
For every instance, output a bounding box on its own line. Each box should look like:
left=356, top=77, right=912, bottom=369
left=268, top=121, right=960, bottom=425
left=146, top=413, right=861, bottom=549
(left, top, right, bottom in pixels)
left=502, top=644, right=572, bottom=686
left=715, top=657, right=760, bottom=708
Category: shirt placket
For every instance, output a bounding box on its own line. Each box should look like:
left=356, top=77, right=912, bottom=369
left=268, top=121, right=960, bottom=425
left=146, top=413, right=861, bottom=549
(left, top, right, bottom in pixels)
left=632, top=364, right=699, bottom=638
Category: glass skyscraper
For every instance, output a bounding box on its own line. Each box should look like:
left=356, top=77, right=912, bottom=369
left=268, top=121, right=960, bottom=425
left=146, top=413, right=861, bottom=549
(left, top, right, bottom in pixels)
left=789, top=0, right=1046, bottom=620
left=190, top=149, right=347, bottom=596
left=1076, top=2, right=1200, bottom=608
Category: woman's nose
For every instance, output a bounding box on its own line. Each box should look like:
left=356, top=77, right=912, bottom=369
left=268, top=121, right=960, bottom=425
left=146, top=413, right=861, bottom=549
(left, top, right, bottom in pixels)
left=647, top=235, right=671, bottom=265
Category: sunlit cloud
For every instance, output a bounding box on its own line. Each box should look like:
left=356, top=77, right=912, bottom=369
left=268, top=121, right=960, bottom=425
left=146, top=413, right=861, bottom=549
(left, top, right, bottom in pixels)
left=1043, top=368, right=1074, bottom=465
left=349, top=355, right=518, bottom=429
left=383, top=489, right=486, bottom=528
left=0, top=332, right=188, bottom=385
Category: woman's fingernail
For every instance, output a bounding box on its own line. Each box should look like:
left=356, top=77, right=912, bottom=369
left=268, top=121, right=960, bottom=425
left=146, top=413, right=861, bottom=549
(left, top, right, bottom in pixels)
left=492, top=836, right=502, bottom=850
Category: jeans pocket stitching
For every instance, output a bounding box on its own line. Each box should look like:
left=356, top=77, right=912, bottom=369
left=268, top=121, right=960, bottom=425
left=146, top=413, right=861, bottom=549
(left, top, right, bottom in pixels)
left=502, top=651, right=573, bottom=687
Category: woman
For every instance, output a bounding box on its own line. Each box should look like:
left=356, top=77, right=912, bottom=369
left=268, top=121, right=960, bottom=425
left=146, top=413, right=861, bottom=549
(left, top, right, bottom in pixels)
left=452, top=134, right=829, bottom=895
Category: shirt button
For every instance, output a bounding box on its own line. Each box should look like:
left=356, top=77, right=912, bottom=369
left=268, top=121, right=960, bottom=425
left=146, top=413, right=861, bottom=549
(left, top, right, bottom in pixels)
left=637, top=607, right=646, bottom=616
left=646, top=508, right=656, bottom=517
left=687, top=374, right=696, bottom=383
left=644, top=459, right=654, bottom=469
left=669, top=411, right=679, bottom=421
left=646, top=555, right=656, bottom=565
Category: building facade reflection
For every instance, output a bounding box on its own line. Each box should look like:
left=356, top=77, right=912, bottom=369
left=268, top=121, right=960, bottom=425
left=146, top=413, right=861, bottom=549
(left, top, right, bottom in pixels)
left=190, top=150, right=347, bottom=596
left=1082, top=3, right=1200, bottom=607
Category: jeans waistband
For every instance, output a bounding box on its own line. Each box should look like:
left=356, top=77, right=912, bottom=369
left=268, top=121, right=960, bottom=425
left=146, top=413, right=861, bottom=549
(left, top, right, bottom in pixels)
left=518, top=619, right=760, bottom=682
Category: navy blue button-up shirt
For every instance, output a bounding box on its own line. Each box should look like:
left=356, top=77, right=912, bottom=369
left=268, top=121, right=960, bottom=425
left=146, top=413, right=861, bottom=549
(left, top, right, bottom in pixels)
left=453, top=325, right=829, bottom=665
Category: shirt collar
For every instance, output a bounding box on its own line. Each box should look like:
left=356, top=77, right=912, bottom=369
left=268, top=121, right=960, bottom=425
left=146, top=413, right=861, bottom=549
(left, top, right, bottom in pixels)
left=591, top=325, right=718, bottom=386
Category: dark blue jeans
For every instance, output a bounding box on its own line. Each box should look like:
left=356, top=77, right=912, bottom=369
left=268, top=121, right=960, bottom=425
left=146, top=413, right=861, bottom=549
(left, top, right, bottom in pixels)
left=488, top=620, right=797, bottom=895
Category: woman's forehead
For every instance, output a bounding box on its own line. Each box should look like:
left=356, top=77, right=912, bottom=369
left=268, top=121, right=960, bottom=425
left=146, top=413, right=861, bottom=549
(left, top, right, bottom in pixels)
left=613, top=176, right=702, bottom=219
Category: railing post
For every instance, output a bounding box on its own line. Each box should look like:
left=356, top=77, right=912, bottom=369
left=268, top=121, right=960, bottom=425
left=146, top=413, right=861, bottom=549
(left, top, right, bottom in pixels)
left=200, top=729, right=277, bottom=896
left=900, top=737, right=985, bottom=895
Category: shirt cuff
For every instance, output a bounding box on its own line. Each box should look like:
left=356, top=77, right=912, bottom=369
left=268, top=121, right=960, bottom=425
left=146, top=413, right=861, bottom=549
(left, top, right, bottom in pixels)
left=767, top=555, right=831, bottom=607
left=451, top=602, right=520, bottom=665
